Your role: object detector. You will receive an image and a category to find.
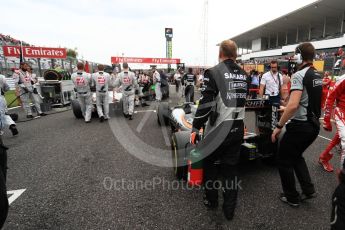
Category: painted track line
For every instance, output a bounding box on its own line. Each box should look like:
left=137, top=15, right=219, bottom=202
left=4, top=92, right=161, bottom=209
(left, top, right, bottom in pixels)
left=318, top=135, right=332, bottom=141
left=7, top=189, right=26, bottom=205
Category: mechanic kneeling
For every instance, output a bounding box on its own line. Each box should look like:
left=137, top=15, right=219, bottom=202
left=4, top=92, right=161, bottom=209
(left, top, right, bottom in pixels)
left=191, top=40, right=247, bottom=220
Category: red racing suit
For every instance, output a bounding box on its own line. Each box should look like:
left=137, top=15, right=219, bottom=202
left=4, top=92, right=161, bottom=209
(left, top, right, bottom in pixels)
left=324, top=75, right=345, bottom=168
left=321, top=77, right=331, bottom=109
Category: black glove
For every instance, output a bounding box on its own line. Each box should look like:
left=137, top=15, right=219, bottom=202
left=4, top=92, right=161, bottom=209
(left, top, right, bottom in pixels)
left=100, top=86, right=105, bottom=91
left=1, top=91, right=4, bottom=96
left=23, top=88, right=29, bottom=93
left=74, top=88, right=77, bottom=93
left=33, top=88, right=38, bottom=94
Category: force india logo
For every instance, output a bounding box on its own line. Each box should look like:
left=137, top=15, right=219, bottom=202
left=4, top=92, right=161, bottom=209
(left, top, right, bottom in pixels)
left=228, top=81, right=247, bottom=90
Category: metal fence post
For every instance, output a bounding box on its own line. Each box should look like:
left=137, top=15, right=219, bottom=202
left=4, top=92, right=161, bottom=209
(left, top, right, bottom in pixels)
left=4, top=56, right=8, bottom=77
left=37, top=58, right=42, bottom=77
left=69, top=58, right=73, bottom=73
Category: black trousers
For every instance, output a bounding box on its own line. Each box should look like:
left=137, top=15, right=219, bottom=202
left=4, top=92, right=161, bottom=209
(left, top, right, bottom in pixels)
left=331, top=181, right=345, bottom=230
left=269, top=95, right=281, bottom=106
left=202, top=121, right=244, bottom=208
left=175, top=80, right=181, bottom=93
left=278, top=121, right=319, bottom=201
left=184, top=85, right=194, bottom=102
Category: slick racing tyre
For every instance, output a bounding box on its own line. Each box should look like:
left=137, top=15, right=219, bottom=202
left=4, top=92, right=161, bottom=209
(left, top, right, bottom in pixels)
left=112, top=98, right=123, bottom=117
left=171, top=131, right=190, bottom=180
left=71, top=100, right=83, bottom=119
left=157, top=102, right=170, bottom=126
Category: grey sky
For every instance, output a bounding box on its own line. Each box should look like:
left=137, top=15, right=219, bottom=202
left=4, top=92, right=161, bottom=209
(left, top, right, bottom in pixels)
left=1, top=0, right=316, bottom=67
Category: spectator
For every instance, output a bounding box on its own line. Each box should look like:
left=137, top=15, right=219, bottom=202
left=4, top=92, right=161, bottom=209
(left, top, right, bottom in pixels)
left=249, top=70, right=260, bottom=98
left=281, top=70, right=291, bottom=105
left=173, top=69, right=182, bottom=94
left=259, top=60, right=283, bottom=105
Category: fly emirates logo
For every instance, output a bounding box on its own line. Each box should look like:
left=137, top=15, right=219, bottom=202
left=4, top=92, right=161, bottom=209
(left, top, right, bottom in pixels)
left=3, top=46, right=66, bottom=59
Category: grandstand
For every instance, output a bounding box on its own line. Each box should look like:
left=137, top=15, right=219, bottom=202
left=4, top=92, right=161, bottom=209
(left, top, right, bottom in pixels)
left=228, top=0, right=345, bottom=72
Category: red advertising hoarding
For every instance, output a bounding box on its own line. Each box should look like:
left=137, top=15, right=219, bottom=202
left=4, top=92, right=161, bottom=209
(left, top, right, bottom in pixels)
left=111, top=56, right=180, bottom=64
left=2, top=45, right=67, bottom=59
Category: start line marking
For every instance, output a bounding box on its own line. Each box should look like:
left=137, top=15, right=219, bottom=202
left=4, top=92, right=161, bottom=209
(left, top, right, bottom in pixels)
left=7, top=189, right=26, bottom=205
left=134, top=110, right=156, bottom=114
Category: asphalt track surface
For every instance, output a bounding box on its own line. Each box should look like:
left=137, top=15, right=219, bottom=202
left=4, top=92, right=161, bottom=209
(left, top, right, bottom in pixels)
left=2, top=85, right=340, bottom=230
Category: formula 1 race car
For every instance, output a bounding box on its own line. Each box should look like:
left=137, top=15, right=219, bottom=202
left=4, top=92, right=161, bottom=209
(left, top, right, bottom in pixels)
left=157, top=98, right=280, bottom=180
left=71, top=91, right=123, bottom=119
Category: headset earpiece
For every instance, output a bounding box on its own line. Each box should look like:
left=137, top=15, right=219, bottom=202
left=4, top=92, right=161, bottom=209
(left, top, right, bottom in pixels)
left=296, top=47, right=303, bottom=65
left=293, top=53, right=303, bottom=65
left=293, top=47, right=303, bottom=65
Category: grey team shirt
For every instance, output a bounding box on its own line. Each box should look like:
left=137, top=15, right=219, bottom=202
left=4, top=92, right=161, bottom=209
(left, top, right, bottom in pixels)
left=92, top=71, right=110, bottom=92
left=290, top=67, right=310, bottom=121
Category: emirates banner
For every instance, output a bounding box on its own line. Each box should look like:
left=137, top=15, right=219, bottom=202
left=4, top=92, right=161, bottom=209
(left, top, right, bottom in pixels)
left=111, top=57, right=180, bottom=64
left=2, top=45, right=67, bottom=59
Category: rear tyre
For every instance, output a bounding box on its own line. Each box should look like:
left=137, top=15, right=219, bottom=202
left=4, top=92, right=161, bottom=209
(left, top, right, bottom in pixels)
left=157, top=102, right=170, bottom=126
left=71, top=100, right=83, bottom=119
left=171, top=131, right=191, bottom=180
left=113, top=99, right=123, bottom=117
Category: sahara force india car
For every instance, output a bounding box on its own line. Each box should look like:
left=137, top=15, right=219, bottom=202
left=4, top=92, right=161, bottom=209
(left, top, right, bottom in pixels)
left=157, top=98, right=280, bottom=180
